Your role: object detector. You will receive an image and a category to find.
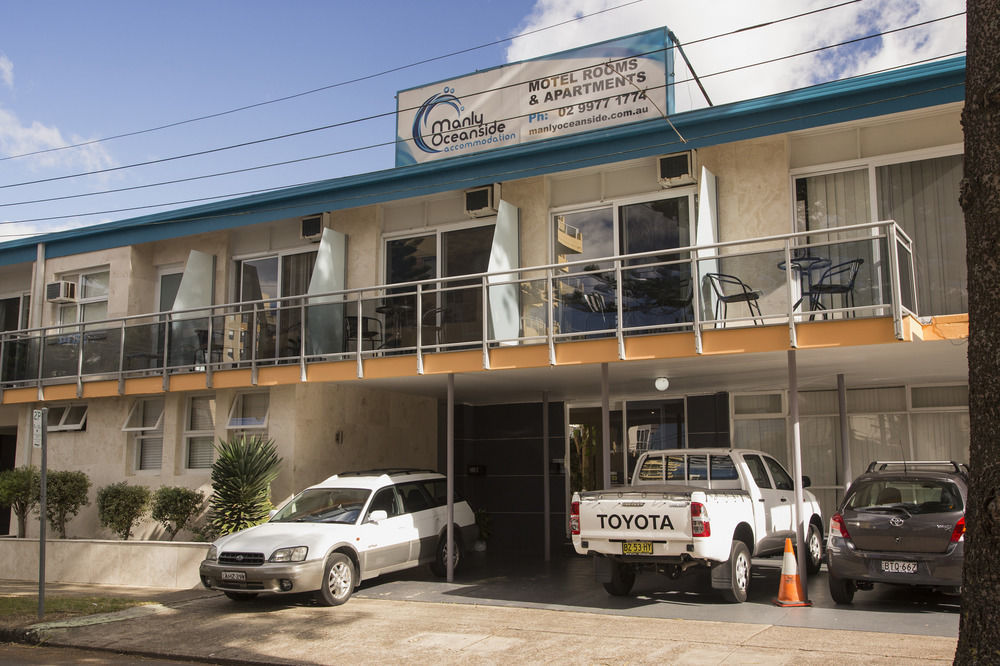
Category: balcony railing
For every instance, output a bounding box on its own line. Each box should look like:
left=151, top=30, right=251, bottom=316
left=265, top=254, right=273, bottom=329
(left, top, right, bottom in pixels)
left=0, top=221, right=916, bottom=390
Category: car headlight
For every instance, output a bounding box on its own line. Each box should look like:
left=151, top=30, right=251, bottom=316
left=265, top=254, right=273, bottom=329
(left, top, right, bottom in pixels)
left=270, top=546, right=308, bottom=562
left=206, top=545, right=218, bottom=561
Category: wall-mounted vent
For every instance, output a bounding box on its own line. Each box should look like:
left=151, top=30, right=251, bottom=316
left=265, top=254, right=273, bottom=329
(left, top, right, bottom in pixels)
left=300, top=215, right=324, bottom=241
left=658, top=151, right=697, bottom=188
left=464, top=184, right=500, bottom=218
left=46, top=280, right=77, bottom=303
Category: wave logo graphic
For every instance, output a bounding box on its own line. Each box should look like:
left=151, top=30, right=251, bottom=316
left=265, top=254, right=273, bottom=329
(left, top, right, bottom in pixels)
left=412, top=87, right=463, bottom=154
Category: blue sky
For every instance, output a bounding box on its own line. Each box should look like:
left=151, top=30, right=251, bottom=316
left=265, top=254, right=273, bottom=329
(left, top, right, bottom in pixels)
left=0, top=0, right=965, bottom=240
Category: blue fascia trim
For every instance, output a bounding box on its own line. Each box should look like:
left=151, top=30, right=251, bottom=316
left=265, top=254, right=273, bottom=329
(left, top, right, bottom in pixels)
left=0, top=57, right=965, bottom=267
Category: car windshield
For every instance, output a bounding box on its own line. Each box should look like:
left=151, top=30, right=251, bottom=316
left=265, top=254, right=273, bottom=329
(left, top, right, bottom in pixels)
left=844, top=479, right=963, bottom=515
left=270, top=488, right=371, bottom=524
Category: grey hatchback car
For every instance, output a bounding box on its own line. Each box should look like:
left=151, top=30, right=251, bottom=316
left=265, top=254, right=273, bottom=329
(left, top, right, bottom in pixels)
left=826, top=460, right=967, bottom=604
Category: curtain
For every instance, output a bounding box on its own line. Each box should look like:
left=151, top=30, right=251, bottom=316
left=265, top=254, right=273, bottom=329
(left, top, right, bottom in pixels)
left=911, top=412, right=970, bottom=463
left=876, top=155, right=966, bottom=315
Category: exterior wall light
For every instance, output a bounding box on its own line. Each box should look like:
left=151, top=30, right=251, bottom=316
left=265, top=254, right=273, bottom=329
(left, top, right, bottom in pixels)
left=654, top=377, right=670, bottom=391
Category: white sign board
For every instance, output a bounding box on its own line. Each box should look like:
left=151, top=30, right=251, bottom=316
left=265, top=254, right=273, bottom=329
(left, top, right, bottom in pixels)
left=32, top=409, right=43, bottom=448
left=396, top=28, right=672, bottom=166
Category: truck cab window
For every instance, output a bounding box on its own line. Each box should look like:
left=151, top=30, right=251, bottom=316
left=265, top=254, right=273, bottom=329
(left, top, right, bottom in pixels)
left=743, top=455, right=772, bottom=489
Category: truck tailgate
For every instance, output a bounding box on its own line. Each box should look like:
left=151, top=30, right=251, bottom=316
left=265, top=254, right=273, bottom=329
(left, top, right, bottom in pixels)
left=577, top=489, right=694, bottom=547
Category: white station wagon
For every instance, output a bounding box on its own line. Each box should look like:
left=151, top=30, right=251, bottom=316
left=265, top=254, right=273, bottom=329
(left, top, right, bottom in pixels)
left=199, top=469, right=478, bottom=605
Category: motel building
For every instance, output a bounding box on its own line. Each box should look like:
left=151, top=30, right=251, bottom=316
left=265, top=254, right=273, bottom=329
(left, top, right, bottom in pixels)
left=0, top=30, right=969, bottom=556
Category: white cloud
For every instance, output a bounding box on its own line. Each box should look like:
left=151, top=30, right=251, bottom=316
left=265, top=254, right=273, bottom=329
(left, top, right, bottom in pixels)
left=0, top=53, right=12, bottom=89
left=506, top=0, right=966, bottom=111
left=0, top=106, right=117, bottom=174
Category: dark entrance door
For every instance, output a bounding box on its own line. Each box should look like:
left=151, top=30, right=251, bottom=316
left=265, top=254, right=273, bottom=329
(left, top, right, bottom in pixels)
left=0, top=433, right=16, bottom=535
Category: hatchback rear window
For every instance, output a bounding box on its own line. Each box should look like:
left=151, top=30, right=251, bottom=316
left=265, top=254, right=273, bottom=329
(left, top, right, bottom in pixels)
left=844, top=479, right=963, bottom=514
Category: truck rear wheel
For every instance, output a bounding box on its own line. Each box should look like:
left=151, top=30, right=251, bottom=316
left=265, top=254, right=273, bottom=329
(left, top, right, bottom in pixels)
left=805, top=523, right=823, bottom=575
left=603, top=562, right=636, bottom=596
left=720, top=541, right=751, bottom=603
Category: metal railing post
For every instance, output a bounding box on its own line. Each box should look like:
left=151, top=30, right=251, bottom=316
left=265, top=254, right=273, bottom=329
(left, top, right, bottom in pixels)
left=615, top=260, right=625, bottom=360
left=691, top=250, right=703, bottom=355
left=355, top=297, right=364, bottom=379
left=416, top=284, right=424, bottom=375
left=117, top=320, right=126, bottom=394
left=482, top=275, right=490, bottom=370
left=887, top=222, right=904, bottom=339
left=546, top=269, right=556, bottom=366
left=161, top=315, right=171, bottom=391
left=250, top=306, right=258, bottom=386
left=784, top=240, right=799, bottom=349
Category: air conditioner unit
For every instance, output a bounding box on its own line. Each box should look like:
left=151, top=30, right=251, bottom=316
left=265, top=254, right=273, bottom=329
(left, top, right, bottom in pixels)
left=46, top=280, right=77, bottom=303
left=464, top=184, right=500, bottom=218
left=658, top=151, right=697, bottom=188
left=300, top=214, right=324, bottom=241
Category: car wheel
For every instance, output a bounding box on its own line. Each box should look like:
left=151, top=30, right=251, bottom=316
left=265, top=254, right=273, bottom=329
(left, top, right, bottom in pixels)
left=223, top=591, right=258, bottom=602
left=316, top=553, right=355, bottom=606
left=603, top=561, right=636, bottom=596
left=828, top=574, right=856, bottom=604
left=806, top=523, right=824, bottom=575
left=430, top=534, right=462, bottom=577
left=720, top=540, right=751, bottom=603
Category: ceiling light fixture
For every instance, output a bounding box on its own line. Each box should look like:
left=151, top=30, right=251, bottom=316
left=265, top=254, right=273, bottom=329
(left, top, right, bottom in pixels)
left=654, top=377, right=670, bottom=392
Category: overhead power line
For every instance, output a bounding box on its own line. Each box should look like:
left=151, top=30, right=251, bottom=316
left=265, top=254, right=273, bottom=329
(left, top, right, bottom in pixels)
left=0, top=51, right=965, bottom=235
left=0, top=9, right=965, bottom=207
left=0, top=0, right=647, bottom=164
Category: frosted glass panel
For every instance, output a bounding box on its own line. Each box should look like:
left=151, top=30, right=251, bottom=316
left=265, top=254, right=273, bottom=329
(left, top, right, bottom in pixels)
left=911, top=412, right=970, bottom=463
left=847, top=387, right=905, bottom=413
left=799, top=390, right=838, bottom=416
left=848, top=414, right=910, bottom=471
left=912, top=385, right=968, bottom=409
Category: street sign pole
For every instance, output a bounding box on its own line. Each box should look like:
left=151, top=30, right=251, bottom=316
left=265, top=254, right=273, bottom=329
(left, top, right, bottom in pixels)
left=33, top=408, right=47, bottom=620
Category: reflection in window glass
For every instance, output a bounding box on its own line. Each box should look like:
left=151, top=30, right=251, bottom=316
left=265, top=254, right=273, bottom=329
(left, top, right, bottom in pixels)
left=710, top=455, right=738, bottom=480
left=687, top=455, right=707, bottom=480
left=764, top=457, right=793, bottom=490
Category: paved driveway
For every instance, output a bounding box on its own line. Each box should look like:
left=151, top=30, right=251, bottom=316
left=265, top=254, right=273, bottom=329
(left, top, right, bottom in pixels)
left=354, top=551, right=960, bottom=637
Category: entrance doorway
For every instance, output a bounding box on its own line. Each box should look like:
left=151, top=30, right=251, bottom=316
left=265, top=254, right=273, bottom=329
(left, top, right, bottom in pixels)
left=567, top=398, right=686, bottom=495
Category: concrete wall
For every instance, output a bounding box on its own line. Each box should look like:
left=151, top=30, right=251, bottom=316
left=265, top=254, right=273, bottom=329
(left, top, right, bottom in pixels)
left=0, top=538, right=205, bottom=589
left=12, top=382, right=437, bottom=540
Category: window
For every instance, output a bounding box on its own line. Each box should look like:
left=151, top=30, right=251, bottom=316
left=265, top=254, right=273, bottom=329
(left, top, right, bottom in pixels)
left=235, top=250, right=317, bottom=361
left=794, top=153, right=965, bottom=316
left=384, top=223, right=495, bottom=347
left=743, top=454, right=772, bottom=489
left=397, top=482, right=433, bottom=513
left=58, top=269, right=110, bottom=329
left=367, top=487, right=402, bottom=519
left=123, top=399, right=164, bottom=471
left=552, top=193, right=694, bottom=334
left=185, top=396, right=216, bottom=469
left=764, top=456, right=794, bottom=491
left=0, top=293, right=29, bottom=332
left=47, top=404, right=88, bottom=432
left=226, top=392, right=269, bottom=436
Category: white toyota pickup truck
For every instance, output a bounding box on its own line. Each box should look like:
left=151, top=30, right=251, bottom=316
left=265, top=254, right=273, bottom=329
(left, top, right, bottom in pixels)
left=570, top=448, right=824, bottom=602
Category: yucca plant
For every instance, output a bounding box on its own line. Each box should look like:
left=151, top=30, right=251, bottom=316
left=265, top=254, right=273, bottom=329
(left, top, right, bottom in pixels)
left=207, top=434, right=281, bottom=536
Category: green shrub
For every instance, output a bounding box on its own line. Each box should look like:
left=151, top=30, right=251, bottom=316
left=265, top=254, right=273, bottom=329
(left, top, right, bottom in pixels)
left=208, top=434, right=281, bottom=536
left=96, top=482, right=151, bottom=540
left=152, top=486, right=204, bottom=540
left=45, top=470, right=91, bottom=539
left=0, top=466, right=40, bottom=538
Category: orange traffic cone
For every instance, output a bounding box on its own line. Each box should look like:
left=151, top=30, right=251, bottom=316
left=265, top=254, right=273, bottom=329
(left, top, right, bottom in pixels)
left=773, top=537, right=812, bottom=607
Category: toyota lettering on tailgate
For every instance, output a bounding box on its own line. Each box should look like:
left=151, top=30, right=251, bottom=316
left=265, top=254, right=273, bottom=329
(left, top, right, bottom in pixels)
left=597, top=514, right=674, bottom=530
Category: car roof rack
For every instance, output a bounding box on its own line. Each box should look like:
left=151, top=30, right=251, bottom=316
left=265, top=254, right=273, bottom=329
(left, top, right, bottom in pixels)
left=336, top=468, right=436, bottom=477
left=865, top=460, right=965, bottom=475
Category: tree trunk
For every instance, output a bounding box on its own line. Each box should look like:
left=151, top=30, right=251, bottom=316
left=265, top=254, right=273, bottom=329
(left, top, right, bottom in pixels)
left=16, top=512, right=26, bottom=539
left=955, top=0, right=1000, bottom=662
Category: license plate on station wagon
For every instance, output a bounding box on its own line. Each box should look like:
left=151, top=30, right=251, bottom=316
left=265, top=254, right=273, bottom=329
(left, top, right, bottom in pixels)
left=622, top=541, right=653, bottom=555
left=881, top=560, right=917, bottom=574
left=221, top=571, right=247, bottom=582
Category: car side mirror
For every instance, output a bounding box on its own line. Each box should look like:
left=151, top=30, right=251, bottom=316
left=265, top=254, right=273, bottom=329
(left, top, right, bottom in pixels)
left=802, top=475, right=812, bottom=488
left=367, top=510, right=388, bottom=523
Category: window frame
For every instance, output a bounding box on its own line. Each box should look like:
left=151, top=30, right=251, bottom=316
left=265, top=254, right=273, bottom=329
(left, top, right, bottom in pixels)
left=46, top=404, right=88, bottom=432
left=185, top=394, right=217, bottom=470
left=57, top=267, right=110, bottom=328
left=226, top=391, right=269, bottom=431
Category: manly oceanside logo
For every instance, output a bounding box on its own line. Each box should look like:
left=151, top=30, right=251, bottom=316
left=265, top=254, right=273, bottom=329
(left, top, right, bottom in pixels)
left=411, top=86, right=515, bottom=155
